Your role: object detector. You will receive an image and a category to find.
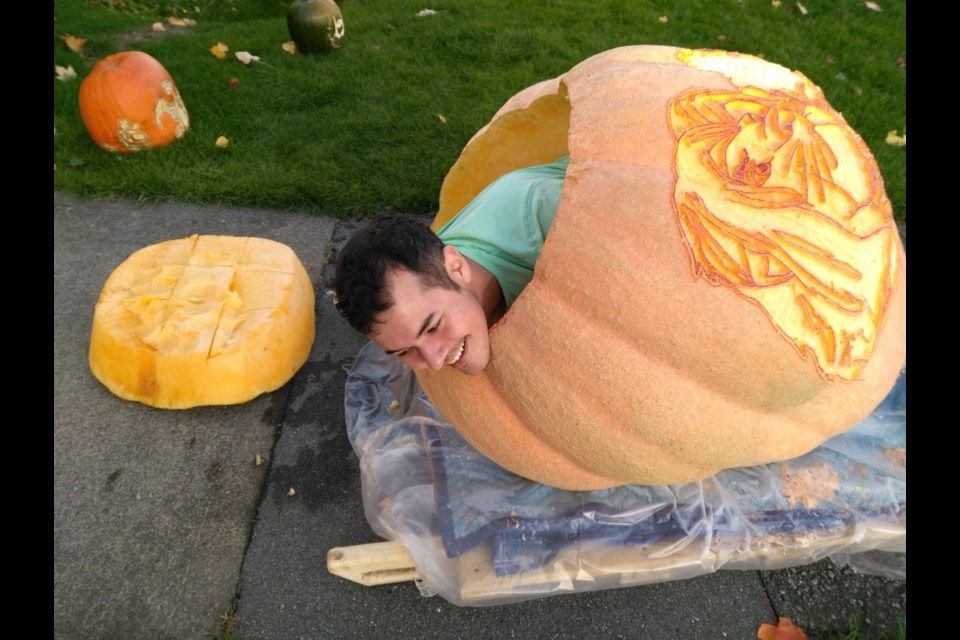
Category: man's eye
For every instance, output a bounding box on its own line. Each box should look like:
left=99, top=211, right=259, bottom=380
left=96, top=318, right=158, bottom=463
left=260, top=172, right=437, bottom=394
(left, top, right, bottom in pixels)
left=427, top=322, right=440, bottom=334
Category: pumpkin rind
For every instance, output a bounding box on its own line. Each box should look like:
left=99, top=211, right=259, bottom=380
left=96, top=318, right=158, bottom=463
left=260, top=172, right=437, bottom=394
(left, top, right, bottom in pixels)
left=287, top=0, right=345, bottom=54
left=89, top=235, right=315, bottom=409
left=78, top=51, right=189, bottom=153
left=419, top=46, right=906, bottom=490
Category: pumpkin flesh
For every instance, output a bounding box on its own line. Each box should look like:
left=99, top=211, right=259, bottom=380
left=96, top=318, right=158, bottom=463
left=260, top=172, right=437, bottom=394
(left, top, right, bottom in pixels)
left=89, top=235, right=315, bottom=409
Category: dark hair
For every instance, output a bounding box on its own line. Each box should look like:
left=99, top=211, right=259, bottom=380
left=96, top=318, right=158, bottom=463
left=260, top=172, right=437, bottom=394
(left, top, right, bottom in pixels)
left=330, top=213, right=458, bottom=335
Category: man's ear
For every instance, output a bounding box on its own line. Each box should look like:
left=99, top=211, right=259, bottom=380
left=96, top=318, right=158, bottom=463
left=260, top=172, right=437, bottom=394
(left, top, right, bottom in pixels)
left=442, top=245, right=471, bottom=285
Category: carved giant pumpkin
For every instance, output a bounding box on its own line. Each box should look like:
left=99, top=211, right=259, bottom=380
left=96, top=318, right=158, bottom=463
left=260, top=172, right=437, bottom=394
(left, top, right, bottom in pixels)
left=79, top=51, right=190, bottom=153
left=417, top=46, right=906, bottom=490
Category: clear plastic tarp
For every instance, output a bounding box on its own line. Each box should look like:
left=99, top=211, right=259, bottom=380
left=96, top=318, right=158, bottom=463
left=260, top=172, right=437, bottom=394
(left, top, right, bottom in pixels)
left=344, top=341, right=906, bottom=606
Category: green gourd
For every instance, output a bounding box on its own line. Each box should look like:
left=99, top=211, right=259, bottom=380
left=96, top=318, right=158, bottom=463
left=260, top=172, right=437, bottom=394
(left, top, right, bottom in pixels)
left=287, top=0, right=345, bottom=54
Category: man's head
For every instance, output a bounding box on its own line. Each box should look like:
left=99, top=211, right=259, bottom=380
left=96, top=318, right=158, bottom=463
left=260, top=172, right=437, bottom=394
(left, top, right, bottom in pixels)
left=331, top=213, right=492, bottom=374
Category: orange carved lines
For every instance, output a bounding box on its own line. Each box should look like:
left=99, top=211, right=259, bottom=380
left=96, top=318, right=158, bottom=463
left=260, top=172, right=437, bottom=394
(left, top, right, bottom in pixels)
left=669, top=84, right=891, bottom=380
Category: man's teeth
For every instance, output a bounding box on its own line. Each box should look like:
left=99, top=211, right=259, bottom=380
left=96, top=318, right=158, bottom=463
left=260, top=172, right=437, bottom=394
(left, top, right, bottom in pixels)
left=447, top=339, right=465, bottom=365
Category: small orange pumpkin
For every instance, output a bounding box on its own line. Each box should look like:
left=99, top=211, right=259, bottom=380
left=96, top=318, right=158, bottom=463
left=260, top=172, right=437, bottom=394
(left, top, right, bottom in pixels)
left=418, top=46, right=906, bottom=490
left=78, top=51, right=190, bottom=153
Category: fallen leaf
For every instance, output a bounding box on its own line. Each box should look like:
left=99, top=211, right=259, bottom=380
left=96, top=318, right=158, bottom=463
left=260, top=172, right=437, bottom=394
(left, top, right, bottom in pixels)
left=885, top=130, right=906, bottom=146
left=796, top=1, right=808, bottom=14
left=825, top=54, right=835, bottom=64
left=771, top=0, right=781, bottom=6
left=210, top=42, right=229, bottom=59
left=54, top=65, right=77, bottom=82
left=282, top=41, right=298, bottom=55
left=717, top=34, right=728, bottom=42
left=151, top=22, right=166, bottom=32
left=854, top=86, right=863, bottom=96
left=757, top=617, right=809, bottom=640
left=229, top=77, right=241, bottom=88
left=416, top=9, right=438, bottom=16
left=895, top=56, right=905, bottom=67
left=658, top=15, right=669, bottom=22
left=287, top=487, right=296, bottom=496
left=60, top=33, right=87, bottom=54
left=865, top=1, right=881, bottom=10
left=437, top=113, right=447, bottom=124
left=235, top=51, right=260, bottom=65
left=167, top=17, right=196, bottom=26
left=371, top=43, right=381, bottom=51
left=255, top=454, right=265, bottom=466
left=216, top=136, right=230, bottom=148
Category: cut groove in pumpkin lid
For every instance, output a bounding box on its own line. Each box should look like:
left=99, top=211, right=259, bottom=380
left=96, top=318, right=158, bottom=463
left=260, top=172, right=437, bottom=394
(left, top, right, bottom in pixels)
left=89, top=234, right=315, bottom=409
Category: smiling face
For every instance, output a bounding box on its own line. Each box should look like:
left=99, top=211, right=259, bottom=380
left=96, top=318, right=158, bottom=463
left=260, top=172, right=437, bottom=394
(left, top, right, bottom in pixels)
left=369, top=259, right=492, bottom=375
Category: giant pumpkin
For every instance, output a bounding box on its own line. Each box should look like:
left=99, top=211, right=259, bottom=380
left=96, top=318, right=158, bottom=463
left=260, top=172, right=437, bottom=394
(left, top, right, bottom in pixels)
left=79, top=51, right=190, bottom=153
left=417, top=46, right=906, bottom=490
left=89, top=235, right=315, bottom=409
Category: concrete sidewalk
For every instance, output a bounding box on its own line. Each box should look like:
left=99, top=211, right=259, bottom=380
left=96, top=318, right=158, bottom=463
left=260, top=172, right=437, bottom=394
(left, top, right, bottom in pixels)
left=53, top=192, right=906, bottom=640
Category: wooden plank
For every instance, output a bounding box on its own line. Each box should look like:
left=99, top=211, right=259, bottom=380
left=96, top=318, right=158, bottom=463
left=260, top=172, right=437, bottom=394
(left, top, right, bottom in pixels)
left=327, top=541, right=421, bottom=586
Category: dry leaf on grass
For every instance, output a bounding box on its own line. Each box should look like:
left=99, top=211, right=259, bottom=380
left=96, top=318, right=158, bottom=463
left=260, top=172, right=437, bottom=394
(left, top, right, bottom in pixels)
left=215, top=136, right=230, bottom=148
left=416, top=9, right=438, bottom=16
left=151, top=22, right=166, bottom=32
left=436, top=113, right=447, bottom=124
left=168, top=17, right=196, bottom=26
left=865, top=1, right=882, bottom=10
left=796, top=1, right=808, bottom=14
left=885, top=130, right=906, bottom=146
left=658, top=15, right=669, bottom=22
left=235, top=51, right=260, bottom=65
left=282, top=41, right=298, bottom=54
left=54, top=65, right=77, bottom=82
left=60, top=33, right=86, bottom=53
left=210, top=42, right=229, bottom=59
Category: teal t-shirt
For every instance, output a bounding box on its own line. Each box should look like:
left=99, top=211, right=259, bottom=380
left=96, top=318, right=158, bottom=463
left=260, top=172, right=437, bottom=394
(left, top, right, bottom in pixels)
left=436, top=156, right=569, bottom=308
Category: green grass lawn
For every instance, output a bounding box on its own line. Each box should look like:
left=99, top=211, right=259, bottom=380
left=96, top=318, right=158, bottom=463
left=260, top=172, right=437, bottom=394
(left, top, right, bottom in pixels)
left=54, top=0, right=906, bottom=220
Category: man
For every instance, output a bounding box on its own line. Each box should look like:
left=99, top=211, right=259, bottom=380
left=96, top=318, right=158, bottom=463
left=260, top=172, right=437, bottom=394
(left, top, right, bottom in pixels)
left=331, top=156, right=569, bottom=374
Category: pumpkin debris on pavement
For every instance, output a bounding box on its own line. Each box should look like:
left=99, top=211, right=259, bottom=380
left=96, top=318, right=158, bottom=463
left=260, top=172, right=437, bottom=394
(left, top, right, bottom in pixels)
left=757, top=617, right=809, bottom=640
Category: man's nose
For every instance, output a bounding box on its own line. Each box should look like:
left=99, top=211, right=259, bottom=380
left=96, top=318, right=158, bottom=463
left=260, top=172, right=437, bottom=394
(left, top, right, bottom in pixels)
left=424, top=341, right=448, bottom=371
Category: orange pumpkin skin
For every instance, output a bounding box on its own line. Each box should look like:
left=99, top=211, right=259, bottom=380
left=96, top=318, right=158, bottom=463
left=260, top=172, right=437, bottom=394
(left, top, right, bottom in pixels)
left=79, top=51, right=190, bottom=153
left=418, top=46, right=906, bottom=490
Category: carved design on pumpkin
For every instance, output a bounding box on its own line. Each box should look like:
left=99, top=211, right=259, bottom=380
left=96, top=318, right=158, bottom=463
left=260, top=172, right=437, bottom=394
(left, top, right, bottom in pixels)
left=670, top=85, right=899, bottom=381
left=113, top=118, right=151, bottom=152
left=154, top=79, right=190, bottom=139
